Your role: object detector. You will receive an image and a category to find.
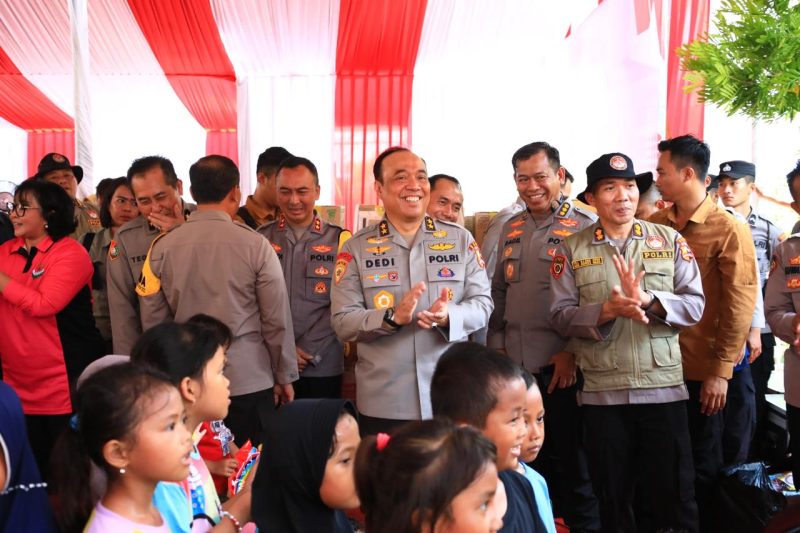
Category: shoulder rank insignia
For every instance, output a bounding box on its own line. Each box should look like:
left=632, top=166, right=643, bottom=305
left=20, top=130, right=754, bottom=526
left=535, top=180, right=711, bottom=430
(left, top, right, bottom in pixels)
left=314, top=218, right=322, bottom=232
left=594, top=228, right=605, bottom=242
left=425, top=216, right=436, bottom=231
left=632, top=223, right=643, bottom=237
left=557, top=202, right=571, bottom=218
left=379, top=220, right=390, bottom=237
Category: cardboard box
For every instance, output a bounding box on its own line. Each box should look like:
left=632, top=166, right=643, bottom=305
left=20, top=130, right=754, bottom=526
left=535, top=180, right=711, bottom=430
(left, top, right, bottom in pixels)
left=355, top=204, right=385, bottom=231
left=473, top=211, right=498, bottom=247
left=316, top=205, right=345, bottom=228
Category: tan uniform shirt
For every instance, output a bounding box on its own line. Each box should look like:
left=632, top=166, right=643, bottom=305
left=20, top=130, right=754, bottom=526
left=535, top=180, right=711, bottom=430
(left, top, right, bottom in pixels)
left=258, top=213, right=351, bottom=378
left=649, top=196, right=758, bottom=380
left=235, top=195, right=278, bottom=228
left=137, top=210, right=298, bottom=396
left=105, top=202, right=195, bottom=354
left=488, top=199, right=597, bottom=371
left=330, top=216, right=493, bottom=420
left=765, top=236, right=800, bottom=406
left=84, top=227, right=114, bottom=342
left=71, top=199, right=101, bottom=240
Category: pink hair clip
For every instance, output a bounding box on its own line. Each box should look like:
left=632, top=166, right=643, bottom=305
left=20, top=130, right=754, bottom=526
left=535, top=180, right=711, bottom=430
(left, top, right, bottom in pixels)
left=376, top=432, right=391, bottom=451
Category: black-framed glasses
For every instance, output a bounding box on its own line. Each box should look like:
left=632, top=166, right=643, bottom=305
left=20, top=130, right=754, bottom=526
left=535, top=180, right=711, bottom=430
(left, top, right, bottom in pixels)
left=6, top=202, right=42, bottom=217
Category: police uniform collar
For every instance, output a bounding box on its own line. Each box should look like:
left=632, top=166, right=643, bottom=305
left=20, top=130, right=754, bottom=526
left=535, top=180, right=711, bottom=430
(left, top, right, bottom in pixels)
left=187, top=209, right=232, bottom=222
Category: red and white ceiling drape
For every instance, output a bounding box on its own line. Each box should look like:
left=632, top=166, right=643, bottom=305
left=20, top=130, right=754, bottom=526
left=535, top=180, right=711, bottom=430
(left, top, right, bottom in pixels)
left=0, top=0, right=708, bottom=219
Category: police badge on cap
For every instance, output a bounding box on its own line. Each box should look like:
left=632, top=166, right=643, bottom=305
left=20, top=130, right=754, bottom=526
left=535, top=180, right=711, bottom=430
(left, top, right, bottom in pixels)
left=33, top=153, right=84, bottom=184
left=717, top=160, right=755, bottom=181
left=579, top=152, right=653, bottom=202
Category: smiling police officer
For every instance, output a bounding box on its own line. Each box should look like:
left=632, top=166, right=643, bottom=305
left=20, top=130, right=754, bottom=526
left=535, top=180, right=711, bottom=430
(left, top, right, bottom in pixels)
left=330, top=147, right=492, bottom=435
left=258, top=156, right=351, bottom=399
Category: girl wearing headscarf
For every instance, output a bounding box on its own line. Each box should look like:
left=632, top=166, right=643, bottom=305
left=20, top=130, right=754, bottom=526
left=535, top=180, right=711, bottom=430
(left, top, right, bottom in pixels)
left=252, top=399, right=361, bottom=532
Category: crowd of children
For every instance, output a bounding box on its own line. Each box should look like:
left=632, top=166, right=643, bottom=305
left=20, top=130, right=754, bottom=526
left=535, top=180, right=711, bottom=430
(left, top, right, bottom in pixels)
left=0, top=318, right=555, bottom=532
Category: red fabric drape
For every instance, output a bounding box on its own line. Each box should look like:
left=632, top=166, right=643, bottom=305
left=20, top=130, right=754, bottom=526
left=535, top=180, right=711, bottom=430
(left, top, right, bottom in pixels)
left=666, top=0, right=710, bottom=139
left=0, top=46, right=74, bottom=176
left=27, top=131, right=75, bottom=178
left=334, top=0, right=428, bottom=230
left=127, top=0, right=238, bottom=164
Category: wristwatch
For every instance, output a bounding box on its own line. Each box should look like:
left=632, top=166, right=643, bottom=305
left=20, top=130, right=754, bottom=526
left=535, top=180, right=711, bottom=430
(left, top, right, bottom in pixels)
left=641, top=290, right=656, bottom=311
left=383, top=307, right=402, bottom=330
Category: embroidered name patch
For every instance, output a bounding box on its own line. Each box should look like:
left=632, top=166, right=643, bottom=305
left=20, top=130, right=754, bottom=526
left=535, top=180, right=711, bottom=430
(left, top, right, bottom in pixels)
left=571, top=257, right=603, bottom=269
left=642, top=251, right=674, bottom=260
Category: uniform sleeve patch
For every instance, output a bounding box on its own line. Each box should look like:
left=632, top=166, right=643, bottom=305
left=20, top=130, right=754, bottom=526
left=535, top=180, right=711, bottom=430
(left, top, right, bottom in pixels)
left=468, top=240, right=485, bottom=269
left=551, top=254, right=567, bottom=279
left=676, top=236, right=694, bottom=261
left=334, top=252, right=353, bottom=285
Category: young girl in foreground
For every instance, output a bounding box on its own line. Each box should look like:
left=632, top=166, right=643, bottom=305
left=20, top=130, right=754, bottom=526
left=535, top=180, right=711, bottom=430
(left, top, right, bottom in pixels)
left=251, top=398, right=362, bottom=532
left=53, top=363, right=192, bottom=533
left=131, top=316, right=252, bottom=532
left=356, top=418, right=504, bottom=533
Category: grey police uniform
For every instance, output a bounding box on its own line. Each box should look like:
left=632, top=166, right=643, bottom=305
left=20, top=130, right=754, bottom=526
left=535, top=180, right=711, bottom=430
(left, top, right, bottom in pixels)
left=258, top=212, right=351, bottom=378
left=105, top=202, right=195, bottom=354
left=330, top=216, right=493, bottom=420
left=748, top=209, right=785, bottom=331
left=136, top=210, right=298, bottom=397
left=488, top=198, right=597, bottom=371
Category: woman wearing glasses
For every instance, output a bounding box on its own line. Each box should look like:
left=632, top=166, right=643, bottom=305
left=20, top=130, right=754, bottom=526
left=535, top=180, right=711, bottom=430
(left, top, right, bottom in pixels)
left=79, top=177, right=139, bottom=349
left=0, top=180, right=105, bottom=481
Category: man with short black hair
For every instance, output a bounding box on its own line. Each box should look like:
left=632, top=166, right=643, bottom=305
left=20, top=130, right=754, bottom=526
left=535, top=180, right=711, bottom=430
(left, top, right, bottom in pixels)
left=550, top=152, right=703, bottom=532
left=258, top=156, right=351, bottom=399
left=106, top=156, right=195, bottom=354
left=427, top=174, right=464, bottom=224
left=236, top=146, right=293, bottom=229
left=785, top=160, right=800, bottom=234
left=34, top=153, right=101, bottom=239
left=650, top=135, right=758, bottom=529
left=330, top=147, right=492, bottom=435
left=138, top=155, right=298, bottom=445
left=489, top=141, right=599, bottom=531
left=717, top=160, right=784, bottom=461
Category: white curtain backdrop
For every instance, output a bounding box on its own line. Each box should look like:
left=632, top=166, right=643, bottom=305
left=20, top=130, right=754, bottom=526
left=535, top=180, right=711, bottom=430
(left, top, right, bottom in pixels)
left=0, top=117, right=27, bottom=185
left=212, top=0, right=339, bottom=203
left=87, top=0, right=205, bottom=191
left=412, top=0, right=667, bottom=213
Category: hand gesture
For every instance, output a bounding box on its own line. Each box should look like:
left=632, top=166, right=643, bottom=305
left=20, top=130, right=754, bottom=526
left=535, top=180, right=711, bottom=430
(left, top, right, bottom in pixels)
left=611, top=254, right=646, bottom=305
left=417, top=288, right=450, bottom=329
left=605, top=286, right=648, bottom=324
left=148, top=202, right=185, bottom=232
left=393, top=281, right=427, bottom=325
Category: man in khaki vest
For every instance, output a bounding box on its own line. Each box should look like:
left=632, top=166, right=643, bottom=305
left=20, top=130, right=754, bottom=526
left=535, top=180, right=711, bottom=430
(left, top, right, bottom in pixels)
left=33, top=153, right=101, bottom=239
left=549, top=152, right=704, bottom=532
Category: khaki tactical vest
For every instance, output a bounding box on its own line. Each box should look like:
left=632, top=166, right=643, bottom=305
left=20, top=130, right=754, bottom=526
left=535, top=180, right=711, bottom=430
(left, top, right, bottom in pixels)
left=564, top=220, right=684, bottom=392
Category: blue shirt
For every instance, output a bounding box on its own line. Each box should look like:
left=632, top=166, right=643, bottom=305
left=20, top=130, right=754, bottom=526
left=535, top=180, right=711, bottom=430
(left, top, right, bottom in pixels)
left=521, top=463, right=556, bottom=533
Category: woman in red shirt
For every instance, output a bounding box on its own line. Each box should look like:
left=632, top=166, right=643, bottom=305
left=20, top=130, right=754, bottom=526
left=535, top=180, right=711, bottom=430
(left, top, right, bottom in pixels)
left=0, top=180, right=105, bottom=480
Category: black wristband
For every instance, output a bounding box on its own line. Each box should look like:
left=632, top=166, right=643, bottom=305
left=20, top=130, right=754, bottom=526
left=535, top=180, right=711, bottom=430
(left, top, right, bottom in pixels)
left=384, top=307, right=402, bottom=330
